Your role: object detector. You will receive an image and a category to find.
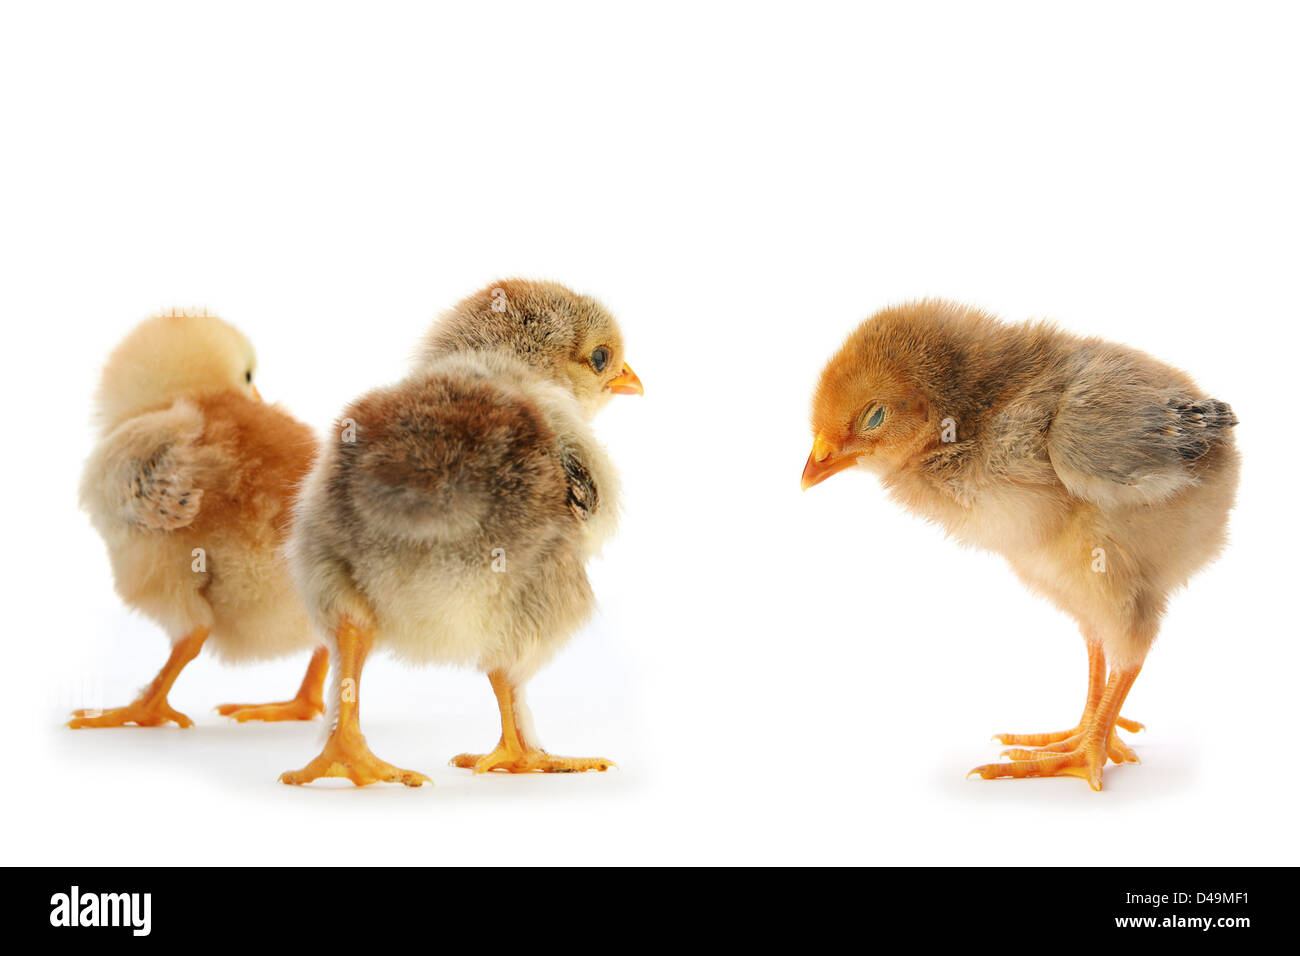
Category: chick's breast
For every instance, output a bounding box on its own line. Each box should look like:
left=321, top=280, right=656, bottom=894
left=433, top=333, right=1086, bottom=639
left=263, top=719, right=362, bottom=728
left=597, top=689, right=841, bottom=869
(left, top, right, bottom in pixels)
left=295, top=367, right=597, bottom=674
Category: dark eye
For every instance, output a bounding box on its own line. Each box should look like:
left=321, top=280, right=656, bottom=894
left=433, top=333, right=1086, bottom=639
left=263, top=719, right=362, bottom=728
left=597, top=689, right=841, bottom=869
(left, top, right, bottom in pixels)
left=589, top=347, right=611, bottom=374
left=245, top=371, right=253, bottom=384
left=861, top=406, right=886, bottom=431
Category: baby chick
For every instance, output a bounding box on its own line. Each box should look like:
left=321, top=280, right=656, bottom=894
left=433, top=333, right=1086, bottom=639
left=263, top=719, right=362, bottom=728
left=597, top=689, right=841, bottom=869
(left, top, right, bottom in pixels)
left=74, top=311, right=326, bottom=728
left=280, top=280, right=642, bottom=787
left=803, top=300, right=1238, bottom=790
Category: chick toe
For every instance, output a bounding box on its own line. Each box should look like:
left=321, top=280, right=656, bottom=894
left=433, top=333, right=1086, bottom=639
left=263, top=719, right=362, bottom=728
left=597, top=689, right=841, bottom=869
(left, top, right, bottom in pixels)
left=450, top=746, right=614, bottom=775
left=970, top=749, right=1107, bottom=791
left=995, top=728, right=1140, bottom=766
left=215, top=699, right=324, bottom=722
left=994, top=716, right=1143, bottom=748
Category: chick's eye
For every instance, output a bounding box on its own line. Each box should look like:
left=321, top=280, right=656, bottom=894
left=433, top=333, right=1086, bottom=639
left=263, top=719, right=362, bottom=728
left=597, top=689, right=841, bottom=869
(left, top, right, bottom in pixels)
left=245, top=371, right=253, bottom=384
left=862, top=406, right=886, bottom=431
left=589, top=347, right=611, bottom=374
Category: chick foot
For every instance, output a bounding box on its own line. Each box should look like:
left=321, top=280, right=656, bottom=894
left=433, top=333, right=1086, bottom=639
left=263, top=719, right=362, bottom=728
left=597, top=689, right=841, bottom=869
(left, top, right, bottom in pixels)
left=217, top=646, right=328, bottom=722
left=970, top=747, right=1106, bottom=791
left=68, top=699, right=192, bottom=729
left=450, top=745, right=614, bottom=774
left=976, top=666, right=1143, bottom=791
left=215, top=698, right=324, bottom=722
left=279, top=730, right=430, bottom=787
left=68, top=626, right=207, bottom=730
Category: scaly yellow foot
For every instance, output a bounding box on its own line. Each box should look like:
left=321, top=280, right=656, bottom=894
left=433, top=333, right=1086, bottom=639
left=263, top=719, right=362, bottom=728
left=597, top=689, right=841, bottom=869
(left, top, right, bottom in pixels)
left=970, top=747, right=1107, bottom=791
left=215, top=698, right=325, bottom=722
left=279, top=730, right=430, bottom=787
left=450, top=744, right=614, bottom=774
left=68, top=698, right=192, bottom=729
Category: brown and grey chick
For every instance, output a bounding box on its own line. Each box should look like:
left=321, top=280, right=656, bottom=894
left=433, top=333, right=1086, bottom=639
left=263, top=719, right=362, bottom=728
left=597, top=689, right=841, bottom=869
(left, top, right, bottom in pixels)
left=281, top=279, right=642, bottom=787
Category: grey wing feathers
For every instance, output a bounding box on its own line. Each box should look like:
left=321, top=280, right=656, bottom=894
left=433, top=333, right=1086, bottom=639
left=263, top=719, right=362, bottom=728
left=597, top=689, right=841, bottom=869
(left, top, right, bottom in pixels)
left=1047, top=353, right=1237, bottom=507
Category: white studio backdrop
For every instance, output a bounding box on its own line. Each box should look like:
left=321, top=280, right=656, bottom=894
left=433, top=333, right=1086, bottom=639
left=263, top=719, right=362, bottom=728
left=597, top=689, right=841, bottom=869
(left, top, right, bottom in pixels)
left=2, top=2, right=1296, bottom=865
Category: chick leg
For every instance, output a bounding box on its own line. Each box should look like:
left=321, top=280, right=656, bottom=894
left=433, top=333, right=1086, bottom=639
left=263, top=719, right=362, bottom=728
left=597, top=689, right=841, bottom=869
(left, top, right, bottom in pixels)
left=68, top=627, right=208, bottom=729
left=993, top=642, right=1142, bottom=765
left=972, top=664, right=1142, bottom=791
left=215, top=646, right=329, bottom=722
left=279, top=620, right=429, bottom=787
left=450, top=670, right=614, bottom=774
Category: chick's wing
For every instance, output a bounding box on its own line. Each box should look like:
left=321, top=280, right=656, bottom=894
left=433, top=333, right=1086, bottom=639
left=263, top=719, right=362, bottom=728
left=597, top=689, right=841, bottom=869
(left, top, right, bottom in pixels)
left=84, top=399, right=206, bottom=532
left=560, top=448, right=599, bottom=521
left=1046, top=351, right=1237, bottom=508
left=343, top=374, right=569, bottom=543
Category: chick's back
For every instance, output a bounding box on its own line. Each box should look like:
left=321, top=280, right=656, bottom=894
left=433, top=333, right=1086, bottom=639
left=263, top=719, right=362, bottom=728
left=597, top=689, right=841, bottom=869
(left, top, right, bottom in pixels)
left=293, top=363, right=596, bottom=670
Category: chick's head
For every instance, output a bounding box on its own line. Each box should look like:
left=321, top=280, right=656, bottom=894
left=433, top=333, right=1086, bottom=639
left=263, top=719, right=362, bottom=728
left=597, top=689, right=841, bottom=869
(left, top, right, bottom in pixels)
left=803, top=304, right=942, bottom=490
left=420, top=279, right=642, bottom=417
left=94, top=311, right=261, bottom=432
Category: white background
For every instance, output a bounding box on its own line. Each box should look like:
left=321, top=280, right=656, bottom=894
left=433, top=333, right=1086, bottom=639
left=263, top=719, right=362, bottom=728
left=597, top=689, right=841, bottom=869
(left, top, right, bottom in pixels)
left=3, top=2, right=1297, bottom=865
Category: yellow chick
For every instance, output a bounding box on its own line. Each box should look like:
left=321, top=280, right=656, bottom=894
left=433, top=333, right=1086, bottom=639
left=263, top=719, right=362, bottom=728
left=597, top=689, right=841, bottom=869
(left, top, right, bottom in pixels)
left=73, top=312, right=326, bottom=728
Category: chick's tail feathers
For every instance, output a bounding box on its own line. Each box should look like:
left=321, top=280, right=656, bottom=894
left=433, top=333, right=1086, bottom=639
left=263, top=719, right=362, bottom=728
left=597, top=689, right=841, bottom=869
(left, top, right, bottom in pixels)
left=1168, top=397, right=1237, bottom=462
left=1047, top=349, right=1239, bottom=508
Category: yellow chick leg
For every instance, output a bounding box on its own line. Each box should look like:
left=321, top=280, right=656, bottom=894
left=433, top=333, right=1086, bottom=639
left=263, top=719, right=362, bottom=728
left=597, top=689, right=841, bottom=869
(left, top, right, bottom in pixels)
left=971, top=664, right=1142, bottom=791
left=68, top=627, right=209, bottom=728
left=278, top=620, right=429, bottom=787
left=992, top=642, right=1143, bottom=765
left=215, top=646, right=329, bottom=722
left=450, top=670, right=614, bottom=774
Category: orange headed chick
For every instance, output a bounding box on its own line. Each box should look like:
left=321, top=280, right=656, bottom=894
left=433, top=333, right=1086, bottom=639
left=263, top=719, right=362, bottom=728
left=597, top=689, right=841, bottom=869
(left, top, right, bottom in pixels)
left=803, top=300, right=1239, bottom=790
left=74, top=311, right=326, bottom=729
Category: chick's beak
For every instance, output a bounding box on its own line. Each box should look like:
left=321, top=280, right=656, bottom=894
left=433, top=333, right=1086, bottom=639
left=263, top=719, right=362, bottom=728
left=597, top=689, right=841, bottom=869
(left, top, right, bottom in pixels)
left=801, top=434, right=859, bottom=490
left=607, top=362, right=644, bottom=396
left=251, top=385, right=263, bottom=402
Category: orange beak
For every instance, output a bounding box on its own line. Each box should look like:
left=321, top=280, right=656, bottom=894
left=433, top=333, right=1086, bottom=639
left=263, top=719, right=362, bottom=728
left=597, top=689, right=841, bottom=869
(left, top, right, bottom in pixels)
left=607, top=362, right=644, bottom=396
left=801, top=434, right=859, bottom=490
left=251, top=385, right=263, bottom=402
